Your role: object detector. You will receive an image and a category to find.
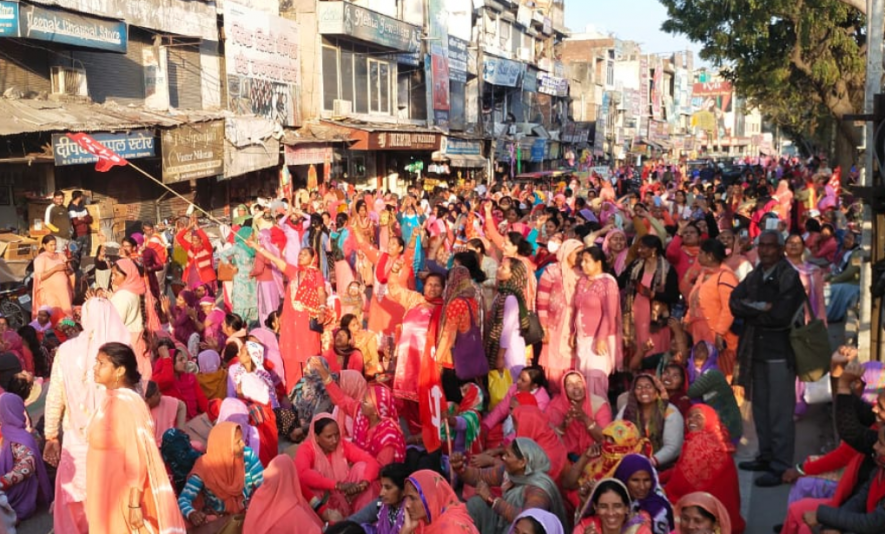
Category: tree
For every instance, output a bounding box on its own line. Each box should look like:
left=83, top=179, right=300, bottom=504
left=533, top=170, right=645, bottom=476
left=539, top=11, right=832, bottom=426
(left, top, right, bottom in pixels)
left=659, top=0, right=866, bottom=164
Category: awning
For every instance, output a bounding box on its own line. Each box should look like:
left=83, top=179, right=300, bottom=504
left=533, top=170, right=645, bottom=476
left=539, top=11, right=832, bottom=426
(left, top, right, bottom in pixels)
left=0, top=99, right=229, bottom=137
left=448, top=155, right=487, bottom=168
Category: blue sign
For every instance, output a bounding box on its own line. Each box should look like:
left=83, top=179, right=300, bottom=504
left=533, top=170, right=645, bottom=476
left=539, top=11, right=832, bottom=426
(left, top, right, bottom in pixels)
left=19, top=3, right=127, bottom=53
left=0, top=1, right=18, bottom=36
left=52, top=131, right=155, bottom=166
left=444, top=138, right=482, bottom=156
left=530, top=139, right=547, bottom=162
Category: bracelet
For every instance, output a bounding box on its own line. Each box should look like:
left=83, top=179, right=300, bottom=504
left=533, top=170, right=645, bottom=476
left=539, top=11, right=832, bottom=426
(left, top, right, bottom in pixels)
left=128, top=505, right=141, bottom=509
left=796, top=463, right=806, bottom=476
left=322, top=376, right=333, bottom=386
left=490, top=497, right=500, bottom=509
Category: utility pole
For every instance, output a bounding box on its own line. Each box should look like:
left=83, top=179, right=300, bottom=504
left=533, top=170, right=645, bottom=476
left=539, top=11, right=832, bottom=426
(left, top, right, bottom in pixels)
left=858, top=0, right=884, bottom=360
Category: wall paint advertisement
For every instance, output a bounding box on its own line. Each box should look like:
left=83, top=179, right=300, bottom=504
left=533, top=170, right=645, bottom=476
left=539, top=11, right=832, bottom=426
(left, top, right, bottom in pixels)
left=52, top=130, right=155, bottom=166
left=224, top=1, right=300, bottom=126
left=482, top=56, right=523, bottom=87
left=19, top=2, right=127, bottom=53
left=0, top=1, right=18, bottom=36
left=161, top=120, right=225, bottom=183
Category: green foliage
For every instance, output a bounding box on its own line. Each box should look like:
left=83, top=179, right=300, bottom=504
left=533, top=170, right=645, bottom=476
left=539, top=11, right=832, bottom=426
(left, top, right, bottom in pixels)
left=659, top=0, right=866, bottom=155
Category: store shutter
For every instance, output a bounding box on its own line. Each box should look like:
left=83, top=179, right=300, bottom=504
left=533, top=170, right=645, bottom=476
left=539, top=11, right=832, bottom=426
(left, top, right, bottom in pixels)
left=73, top=29, right=149, bottom=105
left=3, top=40, right=52, bottom=94
left=168, top=44, right=203, bottom=110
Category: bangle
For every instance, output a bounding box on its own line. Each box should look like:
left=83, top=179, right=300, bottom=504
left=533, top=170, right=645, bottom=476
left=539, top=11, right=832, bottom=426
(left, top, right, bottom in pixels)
left=128, top=505, right=141, bottom=509
left=796, top=463, right=806, bottom=476
left=490, top=497, right=500, bottom=509
left=322, top=375, right=333, bottom=386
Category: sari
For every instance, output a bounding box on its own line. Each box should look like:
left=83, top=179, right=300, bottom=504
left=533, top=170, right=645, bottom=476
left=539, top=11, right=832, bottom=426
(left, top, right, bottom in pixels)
left=112, top=258, right=151, bottom=382
left=407, top=469, right=479, bottom=534
left=581, top=421, right=652, bottom=485
left=46, top=298, right=131, bottom=534
left=0, top=392, right=52, bottom=519
left=662, top=405, right=744, bottom=534
left=243, top=455, right=324, bottom=534
left=195, top=350, right=227, bottom=400
left=512, top=405, right=568, bottom=482
left=671, top=492, right=732, bottom=534
left=547, top=371, right=612, bottom=457
left=537, top=239, right=583, bottom=391
left=292, top=357, right=336, bottom=436
left=335, top=369, right=367, bottom=438
left=32, top=250, right=72, bottom=322
left=217, top=398, right=261, bottom=461
left=86, top=388, right=187, bottom=534
left=352, top=385, right=406, bottom=463
left=441, top=383, right=484, bottom=455
left=279, top=262, right=324, bottom=387
left=614, top=454, right=674, bottom=534
left=575, top=478, right=651, bottom=534
left=186, top=422, right=249, bottom=515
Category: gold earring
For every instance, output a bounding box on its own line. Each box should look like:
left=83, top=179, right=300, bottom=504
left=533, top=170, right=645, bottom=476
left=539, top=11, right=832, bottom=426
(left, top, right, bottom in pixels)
left=114, top=375, right=119, bottom=388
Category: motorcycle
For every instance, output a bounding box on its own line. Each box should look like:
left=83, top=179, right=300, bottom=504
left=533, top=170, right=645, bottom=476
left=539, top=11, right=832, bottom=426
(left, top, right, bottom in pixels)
left=0, top=273, right=31, bottom=330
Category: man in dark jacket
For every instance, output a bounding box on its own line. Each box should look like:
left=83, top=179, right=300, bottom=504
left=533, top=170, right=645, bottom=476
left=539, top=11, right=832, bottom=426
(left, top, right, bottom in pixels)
left=729, top=230, right=806, bottom=487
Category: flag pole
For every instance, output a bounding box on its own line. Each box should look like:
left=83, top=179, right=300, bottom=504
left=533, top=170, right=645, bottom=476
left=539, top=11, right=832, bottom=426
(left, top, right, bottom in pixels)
left=443, top=418, right=456, bottom=486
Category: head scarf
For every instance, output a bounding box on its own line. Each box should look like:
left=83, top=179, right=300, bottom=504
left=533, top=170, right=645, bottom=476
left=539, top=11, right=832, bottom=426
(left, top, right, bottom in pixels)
left=613, top=454, right=675, bottom=533
left=556, top=239, right=584, bottom=302
left=862, top=361, right=885, bottom=405
left=114, top=258, right=146, bottom=295
left=507, top=509, right=565, bottom=534
left=352, top=384, right=405, bottom=462
left=188, top=422, right=246, bottom=514
left=198, top=350, right=221, bottom=373
left=577, top=477, right=646, bottom=531
left=292, top=359, right=336, bottom=432
left=602, top=229, right=628, bottom=275
left=485, top=258, right=530, bottom=366
left=306, top=413, right=349, bottom=483
left=687, top=341, right=719, bottom=385
left=245, top=340, right=265, bottom=369
left=335, top=369, right=367, bottom=436
left=504, top=438, right=569, bottom=531
left=512, top=405, right=568, bottom=481
left=442, top=383, right=483, bottom=452
left=234, top=226, right=256, bottom=259
left=548, top=371, right=600, bottom=455
left=160, top=428, right=203, bottom=493
left=217, top=398, right=261, bottom=454
left=581, top=420, right=652, bottom=483
left=407, top=470, right=478, bottom=534
left=179, top=289, right=198, bottom=309
left=130, top=232, right=145, bottom=248
left=249, top=328, right=285, bottom=387
left=233, top=204, right=250, bottom=226
left=673, top=492, right=732, bottom=534
left=671, top=404, right=731, bottom=492
left=243, top=454, right=324, bottom=534
left=0, top=393, right=52, bottom=516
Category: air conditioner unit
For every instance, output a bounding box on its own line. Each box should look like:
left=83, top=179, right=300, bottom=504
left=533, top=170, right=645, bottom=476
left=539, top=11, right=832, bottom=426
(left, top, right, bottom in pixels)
left=518, top=47, right=532, bottom=62
left=332, top=99, right=353, bottom=116
left=50, top=66, right=88, bottom=96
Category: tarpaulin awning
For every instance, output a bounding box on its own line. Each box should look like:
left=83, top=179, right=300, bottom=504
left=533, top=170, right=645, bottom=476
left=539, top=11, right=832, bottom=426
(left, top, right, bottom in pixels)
left=448, top=155, right=487, bottom=168
left=0, top=99, right=230, bottom=137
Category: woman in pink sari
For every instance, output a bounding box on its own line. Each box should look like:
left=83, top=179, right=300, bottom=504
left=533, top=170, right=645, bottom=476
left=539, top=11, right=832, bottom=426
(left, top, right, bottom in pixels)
left=86, top=342, right=186, bottom=533
left=352, top=227, right=416, bottom=336
left=43, top=298, right=132, bottom=534
left=251, top=243, right=326, bottom=388
left=32, top=235, right=72, bottom=322
left=243, top=455, right=324, bottom=534
left=785, top=234, right=827, bottom=323
left=773, top=179, right=794, bottom=230
left=537, top=239, right=583, bottom=394
left=110, top=258, right=152, bottom=382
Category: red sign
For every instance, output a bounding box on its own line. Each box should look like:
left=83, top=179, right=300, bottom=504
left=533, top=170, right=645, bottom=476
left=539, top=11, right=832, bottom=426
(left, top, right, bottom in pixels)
left=366, top=132, right=441, bottom=151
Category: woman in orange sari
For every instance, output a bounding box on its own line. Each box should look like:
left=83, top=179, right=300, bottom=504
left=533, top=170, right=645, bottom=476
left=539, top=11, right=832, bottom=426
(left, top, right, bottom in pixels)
left=86, top=341, right=186, bottom=533
left=685, top=239, right=738, bottom=380
left=401, top=469, right=479, bottom=534
left=32, top=235, right=72, bottom=322
left=243, top=454, right=323, bottom=534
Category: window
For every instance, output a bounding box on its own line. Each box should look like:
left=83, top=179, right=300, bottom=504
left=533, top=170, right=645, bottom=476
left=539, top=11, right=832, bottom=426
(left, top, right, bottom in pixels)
left=368, top=58, right=391, bottom=114
left=341, top=51, right=354, bottom=104
left=322, top=46, right=339, bottom=111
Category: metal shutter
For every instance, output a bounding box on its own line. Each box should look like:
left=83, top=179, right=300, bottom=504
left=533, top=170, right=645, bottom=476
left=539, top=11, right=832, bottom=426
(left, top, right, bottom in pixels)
left=168, top=44, right=203, bottom=110
left=1, top=40, right=52, bottom=94
left=72, top=28, right=148, bottom=105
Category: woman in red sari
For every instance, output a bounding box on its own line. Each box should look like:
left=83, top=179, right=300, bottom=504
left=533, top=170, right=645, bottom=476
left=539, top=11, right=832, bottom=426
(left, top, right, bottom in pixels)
left=351, top=227, right=415, bottom=336
left=310, top=356, right=406, bottom=467
left=251, top=243, right=326, bottom=387
left=511, top=405, right=568, bottom=482
left=547, top=371, right=612, bottom=458
left=660, top=404, right=745, bottom=534
left=402, top=470, right=479, bottom=534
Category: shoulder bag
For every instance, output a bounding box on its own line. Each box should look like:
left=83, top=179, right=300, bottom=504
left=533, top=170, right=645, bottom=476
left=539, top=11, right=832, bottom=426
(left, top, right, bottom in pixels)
left=452, top=299, right=488, bottom=380
left=790, top=294, right=832, bottom=382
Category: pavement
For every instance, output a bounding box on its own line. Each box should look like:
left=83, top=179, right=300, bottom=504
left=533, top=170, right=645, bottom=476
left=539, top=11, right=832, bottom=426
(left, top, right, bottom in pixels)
left=13, top=322, right=850, bottom=534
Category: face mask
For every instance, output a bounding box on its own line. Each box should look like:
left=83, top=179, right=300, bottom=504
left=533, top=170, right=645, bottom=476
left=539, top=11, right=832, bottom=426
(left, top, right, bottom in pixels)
left=547, top=241, right=561, bottom=254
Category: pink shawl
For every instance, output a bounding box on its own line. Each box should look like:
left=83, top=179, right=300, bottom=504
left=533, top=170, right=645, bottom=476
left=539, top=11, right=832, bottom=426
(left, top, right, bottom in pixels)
left=115, top=258, right=145, bottom=295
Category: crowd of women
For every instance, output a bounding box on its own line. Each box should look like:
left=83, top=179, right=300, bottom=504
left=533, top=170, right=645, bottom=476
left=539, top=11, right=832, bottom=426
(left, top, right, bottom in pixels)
left=10, top=155, right=869, bottom=534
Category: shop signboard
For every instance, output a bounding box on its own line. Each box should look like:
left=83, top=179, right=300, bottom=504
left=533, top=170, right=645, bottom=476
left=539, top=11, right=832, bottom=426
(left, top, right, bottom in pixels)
left=284, top=144, right=333, bottom=166
left=426, top=0, right=449, bottom=128
left=18, top=2, right=127, bottom=52
left=639, top=55, right=650, bottom=118
left=530, top=138, right=547, bottom=162
left=317, top=1, right=421, bottom=53
left=482, top=56, right=523, bottom=88
left=538, top=73, right=568, bottom=97
left=0, top=1, right=18, bottom=36
left=442, top=137, right=481, bottom=156
left=523, top=68, right=538, bottom=93
left=52, top=130, right=155, bottom=166
left=367, top=131, right=441, bottom=151
left=448, top=36, right=468, bottom=83
left=161, top=120, right=225, bottom=183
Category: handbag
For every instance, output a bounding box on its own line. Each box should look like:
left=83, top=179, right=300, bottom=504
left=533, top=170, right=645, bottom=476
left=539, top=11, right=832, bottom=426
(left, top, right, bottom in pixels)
left=488, top=369, right=513, bottom=409
left=452, top=299, right=488, bottom=380
left=520, top=310, right=544, bottom=346
left=790, top=294, right=832, bottom=382
left=309, top=317, right=324, bottom=333
left=217, top=261, right=236, bottom=282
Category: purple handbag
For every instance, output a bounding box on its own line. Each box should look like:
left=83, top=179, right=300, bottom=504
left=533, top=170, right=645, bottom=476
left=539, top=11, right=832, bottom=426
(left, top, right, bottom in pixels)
left=452, top=299, right=489, bottom=380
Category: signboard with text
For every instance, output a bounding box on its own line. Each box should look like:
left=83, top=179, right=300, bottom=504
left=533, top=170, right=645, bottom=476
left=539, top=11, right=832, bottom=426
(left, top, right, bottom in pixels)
left=538, top=73, right=568, bottom=97
left=317, top=2, right=420, bottom=53
left=366, top=131, right=441, bottom=151
left=0, top=1, right=18, bottom=36
left=161, top=121, right=225, bottom=183
left=442, top=137, right=481, bottom=156
left=448, top=36, right=468, bottom=83
left=284, top=144, right=333, bottom=166
left=18, top=2, right=127, bottom=52
left=52, top=130, right=154, bottom=166
left=482, top=56, right=524, bottom=87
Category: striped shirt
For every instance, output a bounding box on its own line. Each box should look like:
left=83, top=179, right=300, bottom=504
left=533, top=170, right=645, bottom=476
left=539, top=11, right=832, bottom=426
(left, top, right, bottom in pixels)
left=178, top=447, right=263, bottom=518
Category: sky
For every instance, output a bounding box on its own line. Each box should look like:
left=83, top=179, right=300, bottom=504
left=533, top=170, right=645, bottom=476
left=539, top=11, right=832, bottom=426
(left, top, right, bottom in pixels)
left=564, top=0, right=705, bottom=59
